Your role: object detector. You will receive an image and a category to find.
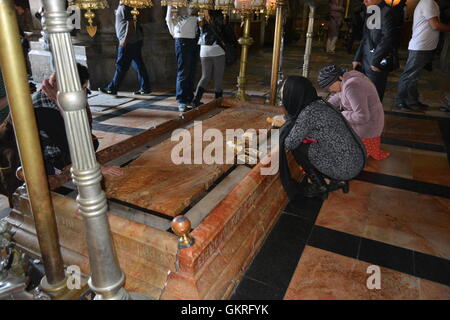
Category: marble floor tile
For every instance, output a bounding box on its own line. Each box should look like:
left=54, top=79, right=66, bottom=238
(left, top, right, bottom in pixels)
left=101, top=108, right=178, bottom=130
left=284, top=246, right=449, bottom=300
left=382, top=115, right=444, bottom=146
left=315, top=180, right=373, bottom=236
left=410, top=149, right=450, bottom=187
left=316, top=181, right=450, bottom=260
left=365, top=144, right=414, bottom=179
left=92, top=130, right=132, bottom=151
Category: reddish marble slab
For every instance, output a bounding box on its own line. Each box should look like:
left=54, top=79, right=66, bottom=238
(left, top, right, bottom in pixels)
left=365, top=144, right=414, bottom=179
left=410, top=149, right=450, bottom=187
left=92, top=130, right=131, bottom=151
left=104, top=108, right=272, bottom=216
left=365, top=144, right=450, bottom=187
left=102, top=108, right=179, bottom=130
left=284, top=246, right=450, bottom=300
left=382, top=115, right=444, bottom=146
left=316, top=181, right=450, bottom=260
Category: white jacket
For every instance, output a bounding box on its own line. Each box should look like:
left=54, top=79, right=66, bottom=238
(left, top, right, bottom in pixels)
left=165, top=6, right=198, bottom=39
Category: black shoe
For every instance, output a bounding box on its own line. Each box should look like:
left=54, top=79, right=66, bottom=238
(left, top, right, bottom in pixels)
left=303, top=171, right=328, bottom=199
left=192, top=87, right=205, bottom=108
left=303, top=183, right=328, bottom=199
left=409, top=102, right=429, bottom=109
left=328, top=180, right=349, bottom=193
left=215, top=91, right=223, bottom=99
left=99, top=87, right=117, bottom=95
left=134, top=89, right=151, bottom=95
left=395, top=103, right=413, bottom=112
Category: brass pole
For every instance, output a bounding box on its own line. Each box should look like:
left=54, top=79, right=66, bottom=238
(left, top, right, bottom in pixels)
left=0, top=0, right=66, bottom=288
left=236, top=13, right=253, bottom=101
left=42, top=0, right=129, bottom=300
left=303, top=5, right=315, bottom=78
left=269, top=0, right=284, bottom=106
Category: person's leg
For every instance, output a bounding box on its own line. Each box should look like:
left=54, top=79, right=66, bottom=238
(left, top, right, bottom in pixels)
left=130, top=41, right=151, bottom=93
left=330, top=36, right=338, bottom=53
left=186, top=40, right=199, bottom=104
left=363, top=63, right=389, bottom=101
left=175, top=38, right=185, bottom=105
left=213, top=54, right=225, bottom=95
left=107, top=45, right=132, bottom=92
left=193, top=57, right=213, bottom=106
left=396, top=51, right=417, bottom=105
left=292, top=144, right=328, bottom=198
left=404, top=51, right=434, bottom=106
left=326, top=38, right=331, bottom=53
left=175, top=38, right=194, bottom=105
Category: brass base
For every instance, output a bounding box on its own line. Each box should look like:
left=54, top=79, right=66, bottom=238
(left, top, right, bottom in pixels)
left=40, top=274, right=89, bottom=300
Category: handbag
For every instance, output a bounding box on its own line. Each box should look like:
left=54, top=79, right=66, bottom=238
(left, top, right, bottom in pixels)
left=367, top=32, right=399, bottom=72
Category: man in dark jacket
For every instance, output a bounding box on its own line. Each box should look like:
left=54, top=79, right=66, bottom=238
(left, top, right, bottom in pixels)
left=352, top=0, right=397, bottom=101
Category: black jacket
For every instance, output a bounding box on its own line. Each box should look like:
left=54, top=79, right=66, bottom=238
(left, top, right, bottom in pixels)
left=198, top=14, right=225, bottom=47
left=354, top=2, right=396, bottom=69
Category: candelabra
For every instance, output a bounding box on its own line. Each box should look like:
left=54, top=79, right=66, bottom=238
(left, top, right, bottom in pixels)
left=234, top=0, right=264, bottom=101
left=69, top=0, right=109, bottom=37
left=215, top=0, right=234, bottom=17
left=268, top=0, right=284, bottom=106
left=120, top=0, right=153, bottom=23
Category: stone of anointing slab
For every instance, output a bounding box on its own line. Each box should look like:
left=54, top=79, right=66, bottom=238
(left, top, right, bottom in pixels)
left=104, top=108, right=272, bottom=216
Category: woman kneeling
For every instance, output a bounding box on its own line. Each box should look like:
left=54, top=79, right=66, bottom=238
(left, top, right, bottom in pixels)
left=279, top=76, right=366, bottom=200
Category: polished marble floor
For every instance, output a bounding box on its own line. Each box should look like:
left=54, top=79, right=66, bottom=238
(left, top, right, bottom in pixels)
left=2, top=38, right=449, bottom=300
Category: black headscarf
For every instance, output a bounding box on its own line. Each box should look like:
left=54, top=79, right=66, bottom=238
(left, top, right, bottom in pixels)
left=279, top=76, right=319, bottom=200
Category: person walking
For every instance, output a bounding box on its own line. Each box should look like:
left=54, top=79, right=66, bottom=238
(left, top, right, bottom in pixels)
left=395, top=0, right=450, bottom=111
left=192, top=10, right=226, bottom=107
left=353, top=0, right=397, bottom=101
left=327, top=0, right=345, bottom=54
left=166, top=6, right=199, bottom=112
left=99, top=3, right=151, bottom=96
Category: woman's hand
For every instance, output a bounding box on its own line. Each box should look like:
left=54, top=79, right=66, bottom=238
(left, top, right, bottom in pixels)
left=41, top=78, right=58, bottom=103
left=101, top=165, right=124, bottom=177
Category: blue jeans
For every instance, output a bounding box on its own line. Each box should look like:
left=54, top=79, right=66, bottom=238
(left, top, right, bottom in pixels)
left=175, top=38, right=199, bottom=104
left=396, top=50, right=434, bottom=105
left=108, top=40, right=150, bottom=92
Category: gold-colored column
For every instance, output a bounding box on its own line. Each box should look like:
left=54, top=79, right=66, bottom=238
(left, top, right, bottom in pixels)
left=0, top=0, right=66, bottom=290
left=236, top=13, right=254, bottom=101
left=269, top=0, right=284, bottom=106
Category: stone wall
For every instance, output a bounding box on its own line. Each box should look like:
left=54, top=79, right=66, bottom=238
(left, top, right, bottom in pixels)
left=28, top=0, right=176, bottom=90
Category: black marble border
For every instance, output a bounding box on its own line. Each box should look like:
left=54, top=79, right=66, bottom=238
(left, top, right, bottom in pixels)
left=384, top=110, right=450, bottom=121
left=356, top=171, right=450, bottom=199
left=437, top=118, right=450, bottom=163
left=232, top=181, right=450, bottom=299
left=381, top=137, right=445, bottom=153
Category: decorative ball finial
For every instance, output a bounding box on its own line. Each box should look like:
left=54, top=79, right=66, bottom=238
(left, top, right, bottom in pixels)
left=171, top=215, right=195, bottom=249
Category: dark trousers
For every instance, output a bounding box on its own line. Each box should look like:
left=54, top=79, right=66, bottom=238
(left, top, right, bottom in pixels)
left=362, top=62, right=389, bottom=102
left=175, top=38, right=199, bottom=105
left=396, top=50, right=434, bottom=105
left=108, top=40, right=150, bottom=92
left=292, top=144, right=325, bottom=181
